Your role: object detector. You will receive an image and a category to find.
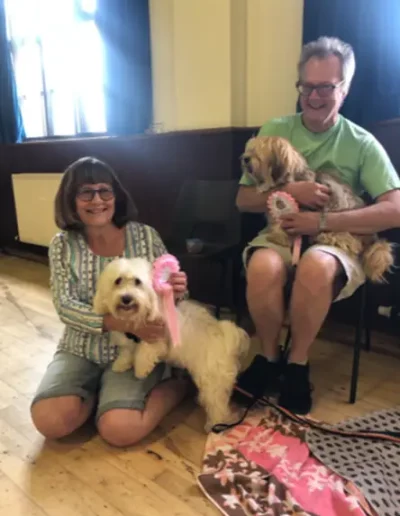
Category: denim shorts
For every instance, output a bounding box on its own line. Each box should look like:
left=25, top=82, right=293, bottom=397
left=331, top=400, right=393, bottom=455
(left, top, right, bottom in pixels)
left=31, top=351, right=172, bottom=422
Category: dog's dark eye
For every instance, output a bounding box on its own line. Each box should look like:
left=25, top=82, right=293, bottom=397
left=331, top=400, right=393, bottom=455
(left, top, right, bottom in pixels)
left=115, top=277, right=122, bottom=286
left=135, top=278, right=142, bottom=286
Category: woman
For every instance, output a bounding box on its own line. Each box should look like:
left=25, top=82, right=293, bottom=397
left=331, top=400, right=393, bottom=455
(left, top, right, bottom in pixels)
left=31, top=157, right=189, bottom=447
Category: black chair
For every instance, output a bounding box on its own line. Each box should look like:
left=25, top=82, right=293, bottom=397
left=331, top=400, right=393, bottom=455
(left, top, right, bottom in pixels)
left=235, top=212, right=372, bottom=404
left=165, top=179, right=242, bottom=318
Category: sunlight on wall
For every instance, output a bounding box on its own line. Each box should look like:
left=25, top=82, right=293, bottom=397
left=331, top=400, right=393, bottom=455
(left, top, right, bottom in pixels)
left=12, top=174, right=62, bottom=247
left=246, top=0, right=304, bottom=126
left=149, top=0, right=304, bottom=130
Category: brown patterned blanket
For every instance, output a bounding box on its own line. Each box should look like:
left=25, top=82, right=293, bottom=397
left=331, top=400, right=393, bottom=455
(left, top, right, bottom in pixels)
left=198, top=403, right=400, bottom=515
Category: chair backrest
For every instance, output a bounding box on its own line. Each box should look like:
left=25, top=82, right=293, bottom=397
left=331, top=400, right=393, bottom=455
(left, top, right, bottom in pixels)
left=168, top=179, right=241, bottom=246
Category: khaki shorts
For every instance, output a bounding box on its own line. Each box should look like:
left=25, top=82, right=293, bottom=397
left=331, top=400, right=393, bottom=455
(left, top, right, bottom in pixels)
left=31, top=351, right=172, bottom=422
left=243, top=232, right=365, bottom=302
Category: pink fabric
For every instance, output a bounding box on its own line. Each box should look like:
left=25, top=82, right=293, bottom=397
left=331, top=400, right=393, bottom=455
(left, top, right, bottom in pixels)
left=238, top=424, right=365, bottom=516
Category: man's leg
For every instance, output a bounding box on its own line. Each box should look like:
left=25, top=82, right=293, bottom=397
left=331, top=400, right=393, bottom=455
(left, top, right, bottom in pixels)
left=246, top=248, right=287, bottom=360
left=279, top=249, right=345, bottom=414
left=290, top=250, right=343, bottom=362
left=236, top=248, right=288, bottom=398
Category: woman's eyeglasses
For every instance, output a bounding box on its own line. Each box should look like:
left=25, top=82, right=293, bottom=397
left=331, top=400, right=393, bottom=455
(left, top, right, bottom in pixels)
left=296, top=80, right=344, bottom=98
left=76, top=187, right=115, bottom=202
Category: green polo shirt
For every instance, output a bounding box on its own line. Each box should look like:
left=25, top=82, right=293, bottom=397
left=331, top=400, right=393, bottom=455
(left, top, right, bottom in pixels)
left=239, top=114, right=400, bottom=199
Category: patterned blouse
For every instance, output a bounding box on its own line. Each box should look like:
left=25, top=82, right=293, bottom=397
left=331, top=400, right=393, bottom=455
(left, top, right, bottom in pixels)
left=49, top=221, right=167, bottom=364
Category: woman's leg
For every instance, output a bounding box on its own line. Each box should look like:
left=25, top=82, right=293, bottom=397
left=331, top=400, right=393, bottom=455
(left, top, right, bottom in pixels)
left=31, top=396, right=95, bottom=439
left=31, top=351, right=101, bottom=439
left=96, top=364, right=190, bottom=447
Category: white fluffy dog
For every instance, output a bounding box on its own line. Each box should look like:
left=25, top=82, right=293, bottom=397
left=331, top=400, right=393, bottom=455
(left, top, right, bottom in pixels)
left=93, top=257, right=250, bottom=431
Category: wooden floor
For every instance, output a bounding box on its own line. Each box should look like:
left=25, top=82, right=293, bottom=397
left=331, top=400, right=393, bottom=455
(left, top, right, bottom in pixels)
left=0, top=255, right=399, bottom=516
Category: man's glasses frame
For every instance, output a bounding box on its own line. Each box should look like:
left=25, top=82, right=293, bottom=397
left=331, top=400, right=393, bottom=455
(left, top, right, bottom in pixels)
left=296, top=80, right=345, bottom=98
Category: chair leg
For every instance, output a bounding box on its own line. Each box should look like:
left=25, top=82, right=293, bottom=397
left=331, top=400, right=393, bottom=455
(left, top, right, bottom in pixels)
left=364, top=284, right=371, bottom=352
left=235, top=280, right=245, bottom=325
left=349, top=283, right=367, bottom=404
left=231, top=254, right=243, bottom=323
left=281, top=327, right=291, bottom=362
left=364, top=324, right=371, bottom=352
left=215, top=259, right=227, bottom=319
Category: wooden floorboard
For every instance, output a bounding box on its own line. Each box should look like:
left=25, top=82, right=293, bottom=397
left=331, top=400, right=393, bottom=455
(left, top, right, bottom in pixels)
left=0, top=255, right=398, bottom=515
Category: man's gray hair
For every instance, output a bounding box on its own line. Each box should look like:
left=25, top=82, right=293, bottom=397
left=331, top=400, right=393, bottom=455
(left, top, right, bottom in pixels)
left=298, top=37, right=356, bottom=93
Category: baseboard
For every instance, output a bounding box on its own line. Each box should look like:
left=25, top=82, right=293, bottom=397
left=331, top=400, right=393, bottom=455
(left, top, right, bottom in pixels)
left=1, top=242, right=49, bottom=265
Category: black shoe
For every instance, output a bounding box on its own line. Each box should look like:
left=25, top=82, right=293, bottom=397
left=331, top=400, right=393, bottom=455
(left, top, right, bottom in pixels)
left=233, top=354, right=283, bottom=402
left=279, top=362, right=312, bottom=415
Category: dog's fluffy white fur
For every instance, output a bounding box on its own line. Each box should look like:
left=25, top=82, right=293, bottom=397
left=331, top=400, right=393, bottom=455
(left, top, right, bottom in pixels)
left=93, top=257, right=250, bottom=432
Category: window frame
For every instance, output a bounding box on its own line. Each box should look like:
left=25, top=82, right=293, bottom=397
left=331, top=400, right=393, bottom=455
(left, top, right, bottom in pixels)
left=5, top=0, right=108, bottom=142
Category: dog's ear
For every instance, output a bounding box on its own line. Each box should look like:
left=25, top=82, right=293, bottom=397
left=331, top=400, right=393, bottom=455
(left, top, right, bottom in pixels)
left=147, top=288, right=161, bottom=322
left=93, top=272, right=108, bottom=314
left=93, top=290, right=107, bottom=314
left=270, top=153, right=286, bottom=184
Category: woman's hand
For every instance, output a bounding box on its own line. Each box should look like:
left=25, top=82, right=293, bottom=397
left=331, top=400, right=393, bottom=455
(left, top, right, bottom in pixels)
left=286, top=182, right=330, bottom=209
left=103, top=314, right=166, bottom=342
left=129, top=318, right=166, bottom=342
left=169, top=271, right=188, bottom=300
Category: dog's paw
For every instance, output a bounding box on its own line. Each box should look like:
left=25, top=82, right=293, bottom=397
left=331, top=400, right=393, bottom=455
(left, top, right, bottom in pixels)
left=267, top=225, right=290, bottom=247
left=204, top=411, right=239, bottom=434
left=204, top=420, right=214, bottom=434
left=112, top=360, right=132, bottom=373
left=134, top=361, right=157, bottom=379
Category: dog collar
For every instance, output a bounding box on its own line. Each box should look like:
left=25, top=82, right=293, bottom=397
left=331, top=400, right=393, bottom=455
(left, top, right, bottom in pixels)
left=124, top=332, right=141, bottom=343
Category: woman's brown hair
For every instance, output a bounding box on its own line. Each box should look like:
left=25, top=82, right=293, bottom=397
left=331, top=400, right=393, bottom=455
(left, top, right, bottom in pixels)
left=55, top=157, right=138, bottom=230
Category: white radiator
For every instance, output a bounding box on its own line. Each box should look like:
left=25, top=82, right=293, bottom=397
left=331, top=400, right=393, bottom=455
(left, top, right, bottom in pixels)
left=11, top=173, right=63, bottom=247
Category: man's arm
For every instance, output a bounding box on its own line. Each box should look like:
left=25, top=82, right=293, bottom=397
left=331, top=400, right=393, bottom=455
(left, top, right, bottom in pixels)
left=325, top=189, right=400, bottom=234
left=236, top=185, right=269, bottom=213
left=325, top=137, right=400, bottom=234
left=236, top=182, right=331, bottom=213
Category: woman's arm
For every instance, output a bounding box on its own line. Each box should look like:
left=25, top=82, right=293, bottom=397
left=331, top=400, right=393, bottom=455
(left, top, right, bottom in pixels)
left=49, top=233, right=105, bottom=334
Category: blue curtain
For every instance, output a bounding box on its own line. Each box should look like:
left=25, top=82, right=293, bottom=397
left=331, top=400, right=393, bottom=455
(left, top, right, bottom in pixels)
left=0, top=0, right=25, bottom=143
left=96, top=0, right=153, bottom=136
left=302, top=0, right=400, bottom=128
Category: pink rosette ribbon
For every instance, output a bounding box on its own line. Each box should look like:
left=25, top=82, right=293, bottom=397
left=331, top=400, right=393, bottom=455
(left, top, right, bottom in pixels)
left=152, top=254, right=181, bottom=347
left=267, top=191, right=301, bottom=266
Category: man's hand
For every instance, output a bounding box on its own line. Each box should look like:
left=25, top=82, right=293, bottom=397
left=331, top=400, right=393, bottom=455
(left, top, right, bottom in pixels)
left=287, top=182, right=330, bottom=209
left=280, top=212, right=321, bottom=236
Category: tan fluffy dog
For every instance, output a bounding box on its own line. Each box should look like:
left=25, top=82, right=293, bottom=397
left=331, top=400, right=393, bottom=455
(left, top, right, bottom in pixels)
left=241, top=135, right=393, bottom=283
left=93, top=257, right=250, bottom=432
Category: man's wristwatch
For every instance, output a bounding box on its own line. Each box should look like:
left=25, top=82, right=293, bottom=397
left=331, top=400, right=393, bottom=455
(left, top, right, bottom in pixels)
left=318, top=211, right=328, bottom=232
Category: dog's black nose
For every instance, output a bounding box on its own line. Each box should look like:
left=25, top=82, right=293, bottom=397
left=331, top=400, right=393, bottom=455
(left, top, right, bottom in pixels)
left=243, top=156, right=251, bottom=165
left=121, top=295, right=133, bottom=305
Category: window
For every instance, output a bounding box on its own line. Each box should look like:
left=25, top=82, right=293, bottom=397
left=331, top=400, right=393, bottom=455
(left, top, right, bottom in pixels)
left=5, top=0, right=107, bottom=139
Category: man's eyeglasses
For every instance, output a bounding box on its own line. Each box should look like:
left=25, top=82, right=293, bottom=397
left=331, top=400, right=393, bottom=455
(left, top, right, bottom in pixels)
left=76, top=187, right=115, bottom=202
left=296, top=81, right=344, bottom=98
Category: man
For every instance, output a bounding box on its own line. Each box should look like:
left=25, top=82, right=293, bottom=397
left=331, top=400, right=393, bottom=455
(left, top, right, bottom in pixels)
left=236, top=36, right=400, bottom=414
